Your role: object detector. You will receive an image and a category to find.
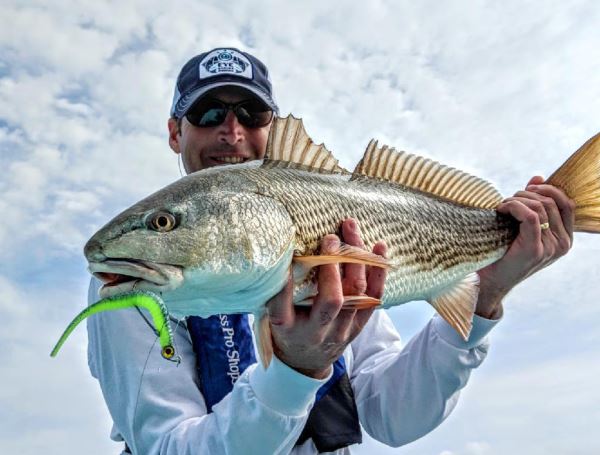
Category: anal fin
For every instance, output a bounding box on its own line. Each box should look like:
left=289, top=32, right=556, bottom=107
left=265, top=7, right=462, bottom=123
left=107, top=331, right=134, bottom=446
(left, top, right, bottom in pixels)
left=428, top=273, right=479, bottom=341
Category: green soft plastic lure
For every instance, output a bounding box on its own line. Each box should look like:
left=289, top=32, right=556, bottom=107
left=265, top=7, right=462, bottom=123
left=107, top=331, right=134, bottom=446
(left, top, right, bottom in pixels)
left=50, top=291, right=178, bottom=362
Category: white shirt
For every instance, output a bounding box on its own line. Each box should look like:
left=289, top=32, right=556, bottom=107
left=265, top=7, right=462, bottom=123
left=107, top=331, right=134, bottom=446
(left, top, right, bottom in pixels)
left=87, top=278, right=498, bottom=454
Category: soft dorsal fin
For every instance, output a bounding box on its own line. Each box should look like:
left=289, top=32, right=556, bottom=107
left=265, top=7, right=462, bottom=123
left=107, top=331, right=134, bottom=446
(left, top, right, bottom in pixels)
left=264, top=115, right=349, bottom=174
left=353, top=140, right=503, bottom=209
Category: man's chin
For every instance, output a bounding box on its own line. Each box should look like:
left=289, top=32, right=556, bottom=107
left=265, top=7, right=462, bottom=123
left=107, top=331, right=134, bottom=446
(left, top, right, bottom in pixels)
left=200, top=156, right=250, bottom=169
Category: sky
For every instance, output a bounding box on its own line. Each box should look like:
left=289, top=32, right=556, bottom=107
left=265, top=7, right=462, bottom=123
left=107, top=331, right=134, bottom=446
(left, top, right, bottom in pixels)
left=1, top=0, right=599, bottom=453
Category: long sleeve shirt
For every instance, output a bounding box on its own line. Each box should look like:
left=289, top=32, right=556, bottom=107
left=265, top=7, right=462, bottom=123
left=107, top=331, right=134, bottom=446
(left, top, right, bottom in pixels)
left=86, top=278, right=498, bottom=454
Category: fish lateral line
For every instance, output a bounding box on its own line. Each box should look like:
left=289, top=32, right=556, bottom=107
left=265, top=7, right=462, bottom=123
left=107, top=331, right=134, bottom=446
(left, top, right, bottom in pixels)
left=50, top=291, right=179, bottom=363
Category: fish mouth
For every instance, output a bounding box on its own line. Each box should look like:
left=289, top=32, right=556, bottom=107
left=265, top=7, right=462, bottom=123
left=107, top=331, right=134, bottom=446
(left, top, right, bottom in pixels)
left=89, top=259, right=184, bottom=298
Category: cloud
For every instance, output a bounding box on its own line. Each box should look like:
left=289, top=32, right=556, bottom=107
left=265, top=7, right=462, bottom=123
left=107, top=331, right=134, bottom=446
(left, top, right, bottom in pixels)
left=0, top=285, right=117, bottom=455
left=1, top=1, right=600, bottom=454
left=0, top=275, right=31, bottom=321
left=0, top=269, right=117, bottom=455
left=462, top=352, right=600, bottom=454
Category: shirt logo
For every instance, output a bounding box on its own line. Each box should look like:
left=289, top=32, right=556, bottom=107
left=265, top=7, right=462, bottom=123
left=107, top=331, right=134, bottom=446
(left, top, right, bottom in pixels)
left=219, top=314, right=242, bottom=384
left=199, top=49, right=253, bottom=80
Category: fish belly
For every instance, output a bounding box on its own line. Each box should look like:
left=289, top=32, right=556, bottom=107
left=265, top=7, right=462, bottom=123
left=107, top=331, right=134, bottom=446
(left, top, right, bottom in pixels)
left=160, top=244, right=295, bottom=319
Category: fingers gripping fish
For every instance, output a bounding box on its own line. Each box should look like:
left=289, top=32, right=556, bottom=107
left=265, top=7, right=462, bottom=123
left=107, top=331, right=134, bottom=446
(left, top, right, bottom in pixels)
left=52, top=116, right=600, bottom=368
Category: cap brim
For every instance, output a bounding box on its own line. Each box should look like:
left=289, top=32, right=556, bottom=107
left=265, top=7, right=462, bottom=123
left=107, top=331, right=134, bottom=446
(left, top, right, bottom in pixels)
left=171, top=81, right=279, bottom=118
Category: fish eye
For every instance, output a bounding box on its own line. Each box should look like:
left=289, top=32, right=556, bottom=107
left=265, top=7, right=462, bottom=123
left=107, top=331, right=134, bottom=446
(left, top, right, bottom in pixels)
left=162, top=345, right=175, bottom=359
left=149, top=211, right=177, bottom=232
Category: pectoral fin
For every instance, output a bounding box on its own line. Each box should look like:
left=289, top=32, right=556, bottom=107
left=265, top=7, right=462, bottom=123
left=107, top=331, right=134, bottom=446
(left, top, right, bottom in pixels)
left=295, top=294, right=382, bottom=309
left=428, top=273, right=479, bottom=341
left=341, top=295, right=382, bottom=309
left=253, top=311, right=274, bottom=369
left=293, top=244, right=391, bottom=269
left=292, top=246, right=386, bottom=311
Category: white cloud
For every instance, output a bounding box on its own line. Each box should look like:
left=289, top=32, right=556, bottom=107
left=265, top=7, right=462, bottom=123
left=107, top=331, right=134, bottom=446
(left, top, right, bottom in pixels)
left=0, top=275, right=30, bottom=320
left=0, top=291, right=117, bottom=455
left=0, top=4, right=118, bottom=74
left=465, top=441, right=492, bottom=455
left=1, top=1, right=600, bottom=454
left=89, top=49, right=172, bottom=132
left=436, top=442, right=491, bottom=455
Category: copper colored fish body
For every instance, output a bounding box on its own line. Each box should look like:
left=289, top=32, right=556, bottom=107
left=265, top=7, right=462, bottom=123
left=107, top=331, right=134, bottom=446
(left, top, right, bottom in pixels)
left=234, top=164, right=518, bottom=311
left=82, top=116, right=600, bottom=365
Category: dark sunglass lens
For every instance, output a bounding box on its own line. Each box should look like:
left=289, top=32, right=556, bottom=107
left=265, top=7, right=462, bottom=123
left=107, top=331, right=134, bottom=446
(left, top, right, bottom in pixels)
left=197, top=108, right=228, bottom=127
left=186, top=100, right=227, bottom=127
left=186, top=98, right=273, bottom=128
left=235, top=101, right=273, bottom=128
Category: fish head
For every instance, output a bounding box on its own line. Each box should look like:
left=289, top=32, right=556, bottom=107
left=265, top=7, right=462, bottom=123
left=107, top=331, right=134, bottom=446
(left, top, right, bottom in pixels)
left=85, top=167, right=295, bottom=306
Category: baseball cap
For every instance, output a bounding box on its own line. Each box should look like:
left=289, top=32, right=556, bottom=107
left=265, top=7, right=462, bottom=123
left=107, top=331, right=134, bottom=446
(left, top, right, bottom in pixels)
left=170, top=47, right=279, bottom=118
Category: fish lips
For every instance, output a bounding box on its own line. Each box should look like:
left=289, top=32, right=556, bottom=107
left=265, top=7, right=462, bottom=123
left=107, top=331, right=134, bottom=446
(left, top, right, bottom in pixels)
left=89, top=259, right=184, bottom=298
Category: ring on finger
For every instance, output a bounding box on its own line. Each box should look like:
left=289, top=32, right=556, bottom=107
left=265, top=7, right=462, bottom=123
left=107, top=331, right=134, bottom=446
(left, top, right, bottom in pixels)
left=540, top=221, right=550, bottom=231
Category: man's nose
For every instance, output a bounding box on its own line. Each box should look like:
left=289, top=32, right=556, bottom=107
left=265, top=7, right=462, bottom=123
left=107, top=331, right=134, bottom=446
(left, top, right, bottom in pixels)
left=218, top=111, right=244, bottom=145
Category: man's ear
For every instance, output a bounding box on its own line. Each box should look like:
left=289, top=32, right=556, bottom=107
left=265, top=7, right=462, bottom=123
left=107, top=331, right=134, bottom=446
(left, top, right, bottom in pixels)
left=168, top=118, right=181, bottom=154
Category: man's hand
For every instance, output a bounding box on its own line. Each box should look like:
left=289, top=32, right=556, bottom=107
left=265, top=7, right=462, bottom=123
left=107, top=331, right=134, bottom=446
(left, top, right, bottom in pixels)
left=476, top=176, right=576, bottom=319
left=267, top=219, right=387, bottom=379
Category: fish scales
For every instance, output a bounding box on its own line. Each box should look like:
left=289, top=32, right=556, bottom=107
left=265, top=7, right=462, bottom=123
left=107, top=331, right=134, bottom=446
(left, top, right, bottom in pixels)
left=75, top=116, right=600, bottom=360
left=230, top=165, right=518, bottom=306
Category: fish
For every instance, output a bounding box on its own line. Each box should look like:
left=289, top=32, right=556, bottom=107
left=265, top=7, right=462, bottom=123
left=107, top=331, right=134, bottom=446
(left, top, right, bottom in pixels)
left=75, top=116, right=600, bottom=366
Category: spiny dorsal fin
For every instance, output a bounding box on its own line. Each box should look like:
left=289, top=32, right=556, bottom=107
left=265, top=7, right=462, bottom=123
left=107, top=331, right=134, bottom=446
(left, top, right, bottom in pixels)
left=264, top=115, right=349, bottom=174
left=353, top=140, right=503, bottom=209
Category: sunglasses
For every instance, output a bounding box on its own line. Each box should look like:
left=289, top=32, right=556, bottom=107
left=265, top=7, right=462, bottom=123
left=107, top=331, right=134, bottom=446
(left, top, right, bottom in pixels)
left=185, top=98, right=274, bottom=129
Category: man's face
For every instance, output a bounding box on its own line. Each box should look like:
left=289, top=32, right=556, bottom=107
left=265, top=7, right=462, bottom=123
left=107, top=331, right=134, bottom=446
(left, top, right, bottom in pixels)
left=168, top=87, right=272, bottom=174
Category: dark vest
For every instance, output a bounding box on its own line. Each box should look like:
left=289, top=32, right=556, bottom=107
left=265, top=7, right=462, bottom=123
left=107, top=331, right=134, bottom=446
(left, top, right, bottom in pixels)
left=187, top=314, right=362, bottom=452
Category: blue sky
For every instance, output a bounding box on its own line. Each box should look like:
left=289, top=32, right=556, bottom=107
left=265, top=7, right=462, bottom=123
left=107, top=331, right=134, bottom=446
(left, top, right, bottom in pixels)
left=1, top=1, right=600, bottom=453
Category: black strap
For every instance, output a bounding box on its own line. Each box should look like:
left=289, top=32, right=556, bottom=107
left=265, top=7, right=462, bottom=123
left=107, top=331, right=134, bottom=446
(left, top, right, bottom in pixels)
left=295, top=371, right=362, bottom=452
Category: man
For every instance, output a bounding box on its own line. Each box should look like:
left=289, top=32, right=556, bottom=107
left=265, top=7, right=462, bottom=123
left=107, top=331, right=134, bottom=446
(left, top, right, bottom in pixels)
left=87, top=48, right=575, bottom=454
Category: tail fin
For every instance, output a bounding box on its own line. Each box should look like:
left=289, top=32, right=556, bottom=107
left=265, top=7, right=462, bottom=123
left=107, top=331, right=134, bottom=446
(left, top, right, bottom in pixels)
left=546, top=132, right=600, bottom=233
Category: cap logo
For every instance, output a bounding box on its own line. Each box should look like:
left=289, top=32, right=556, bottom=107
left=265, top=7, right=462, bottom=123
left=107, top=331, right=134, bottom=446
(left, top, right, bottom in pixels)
left=199, top=49, right=253, bottom=80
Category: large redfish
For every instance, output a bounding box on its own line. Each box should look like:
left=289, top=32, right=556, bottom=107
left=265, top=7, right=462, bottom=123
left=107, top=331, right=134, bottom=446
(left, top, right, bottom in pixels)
left=64, top=116, right=600, bottom=365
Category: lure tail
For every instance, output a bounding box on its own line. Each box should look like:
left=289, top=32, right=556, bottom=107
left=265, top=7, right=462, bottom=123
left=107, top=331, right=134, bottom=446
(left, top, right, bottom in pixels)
left=50, top=291, right=177, bottom=361
left=547, top=132, right=600, bottom=233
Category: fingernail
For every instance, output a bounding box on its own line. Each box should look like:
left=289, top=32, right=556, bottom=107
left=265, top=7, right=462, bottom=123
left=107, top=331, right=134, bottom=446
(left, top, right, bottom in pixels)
left=347, top=219, right=356, bottom=230
left=324, top=236, right=339, bottom=250
left=527, top=185, right=538, bottom=191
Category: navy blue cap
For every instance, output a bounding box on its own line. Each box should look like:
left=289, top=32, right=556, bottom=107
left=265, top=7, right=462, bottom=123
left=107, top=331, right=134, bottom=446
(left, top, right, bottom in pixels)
left=170, top=47, right=279, bottom=118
